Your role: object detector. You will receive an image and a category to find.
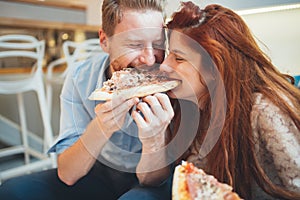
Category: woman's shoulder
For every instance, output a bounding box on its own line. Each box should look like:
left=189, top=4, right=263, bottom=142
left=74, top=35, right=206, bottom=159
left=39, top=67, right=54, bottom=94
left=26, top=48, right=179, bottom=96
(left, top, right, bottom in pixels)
left=251, top=92, right=296, bottom=117
left=251, top=92, right=298, bottom=135
left=251, top=92, right=299, bottom=155
left=252, top=92, right=275, bottom=107
left=251, top=93, right=281, bottom=119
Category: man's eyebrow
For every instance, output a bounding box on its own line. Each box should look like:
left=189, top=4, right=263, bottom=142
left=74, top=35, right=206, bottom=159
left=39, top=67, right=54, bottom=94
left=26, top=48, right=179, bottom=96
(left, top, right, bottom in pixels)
left=123, top=38, right=164, bottom=43
left=124, top=39, right=140, bottom=42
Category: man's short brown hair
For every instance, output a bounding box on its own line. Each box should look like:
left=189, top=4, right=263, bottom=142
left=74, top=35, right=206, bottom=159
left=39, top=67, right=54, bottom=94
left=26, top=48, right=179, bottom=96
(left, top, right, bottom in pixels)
left=101, top=0, right=165, bottom=36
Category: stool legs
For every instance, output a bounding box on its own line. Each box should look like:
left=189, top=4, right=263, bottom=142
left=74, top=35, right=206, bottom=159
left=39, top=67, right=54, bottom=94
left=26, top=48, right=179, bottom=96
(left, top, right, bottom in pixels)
left=17, top=93, right=30, bottom=165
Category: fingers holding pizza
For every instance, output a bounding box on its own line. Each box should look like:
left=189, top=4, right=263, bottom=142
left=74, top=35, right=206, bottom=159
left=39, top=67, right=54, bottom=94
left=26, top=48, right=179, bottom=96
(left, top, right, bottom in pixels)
left=90, top=67, right=180, bottom=148
left=129, top=96, right=173, bottom=155
left=94, top=96, right=139, bottom=137
left=146, top=93, right=174, bottom=117
left=132, top=93, right=174, bottom=151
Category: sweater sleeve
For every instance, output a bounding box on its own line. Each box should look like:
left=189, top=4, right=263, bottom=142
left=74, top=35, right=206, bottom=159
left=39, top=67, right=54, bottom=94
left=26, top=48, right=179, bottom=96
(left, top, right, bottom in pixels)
left=251, top=93, right=300, bottom=193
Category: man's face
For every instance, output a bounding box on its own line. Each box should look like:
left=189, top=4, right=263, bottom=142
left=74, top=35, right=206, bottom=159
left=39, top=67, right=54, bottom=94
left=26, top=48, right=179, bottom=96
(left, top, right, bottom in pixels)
left=105, top=10, right=165, bottom=74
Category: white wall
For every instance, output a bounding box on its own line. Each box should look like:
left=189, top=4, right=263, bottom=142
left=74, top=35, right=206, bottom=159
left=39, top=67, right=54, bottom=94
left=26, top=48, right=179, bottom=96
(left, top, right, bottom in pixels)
left=82, top=0, right=102, bottom=26
left=164, top=1, right=300, bottom=75
left=46, top=0, right=102, bottom=26
left=241, top=8, right=300, bottom=75
left=164, top=0, right=300, bottom=18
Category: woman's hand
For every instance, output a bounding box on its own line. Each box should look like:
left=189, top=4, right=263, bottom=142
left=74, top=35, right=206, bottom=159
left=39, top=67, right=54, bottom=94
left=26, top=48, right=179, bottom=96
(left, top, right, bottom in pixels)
left=132, top=93, right=174, bottom=152
left=132, top=93, right=174, bottom=185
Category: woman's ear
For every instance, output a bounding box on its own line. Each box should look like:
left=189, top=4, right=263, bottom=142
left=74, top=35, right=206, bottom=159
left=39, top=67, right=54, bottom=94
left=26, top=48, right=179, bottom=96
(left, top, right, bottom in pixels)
left=99, top=29, right=109, bottom=52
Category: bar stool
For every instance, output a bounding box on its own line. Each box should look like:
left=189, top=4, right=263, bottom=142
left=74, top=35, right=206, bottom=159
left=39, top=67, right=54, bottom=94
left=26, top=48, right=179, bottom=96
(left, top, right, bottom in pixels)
left=46, top=38, right=103, bottom=115
left=0, top=34, right=55, bottom=182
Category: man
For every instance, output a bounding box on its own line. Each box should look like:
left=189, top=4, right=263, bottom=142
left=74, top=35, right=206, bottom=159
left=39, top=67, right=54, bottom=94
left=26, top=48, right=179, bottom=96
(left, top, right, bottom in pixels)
left=0, top=0, right=174, bottom=199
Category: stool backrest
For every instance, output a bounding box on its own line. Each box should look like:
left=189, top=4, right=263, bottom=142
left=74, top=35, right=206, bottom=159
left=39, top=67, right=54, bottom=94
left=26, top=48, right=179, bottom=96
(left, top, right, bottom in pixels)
left=62, top=38, right=103, bottom=78
left=0, top=34, right=45, bottom=75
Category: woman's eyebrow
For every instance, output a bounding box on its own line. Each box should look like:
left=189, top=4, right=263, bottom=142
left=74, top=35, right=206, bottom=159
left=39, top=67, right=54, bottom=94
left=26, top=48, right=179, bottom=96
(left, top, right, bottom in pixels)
left=171, top=49, right=187, bottom=56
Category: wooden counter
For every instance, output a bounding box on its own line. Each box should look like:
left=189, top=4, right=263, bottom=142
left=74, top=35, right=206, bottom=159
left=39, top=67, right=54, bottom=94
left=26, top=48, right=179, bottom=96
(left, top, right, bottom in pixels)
left=2, top=0, right=86, bottom=10
left=0, top=65, right=67, bottom=74
left=0, top=17, right=100, bottom=32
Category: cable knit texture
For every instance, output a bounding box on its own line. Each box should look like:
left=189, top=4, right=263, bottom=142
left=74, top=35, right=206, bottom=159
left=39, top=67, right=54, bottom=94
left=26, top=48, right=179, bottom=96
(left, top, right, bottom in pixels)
left=187, top=93, right=300, bottom=199
left=251, top=93, right=300, bottom=199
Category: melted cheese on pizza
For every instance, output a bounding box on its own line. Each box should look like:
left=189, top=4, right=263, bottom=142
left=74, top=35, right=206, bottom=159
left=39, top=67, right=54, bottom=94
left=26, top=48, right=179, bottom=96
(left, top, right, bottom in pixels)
left=102, top=68, right=173, bottom=92
left=181, top=162, right=236, bottom=200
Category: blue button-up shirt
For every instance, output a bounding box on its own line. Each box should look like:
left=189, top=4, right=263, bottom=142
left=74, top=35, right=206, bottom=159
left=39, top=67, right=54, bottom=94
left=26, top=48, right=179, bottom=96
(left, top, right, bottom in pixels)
left=48, top=53, right=142, bottom=172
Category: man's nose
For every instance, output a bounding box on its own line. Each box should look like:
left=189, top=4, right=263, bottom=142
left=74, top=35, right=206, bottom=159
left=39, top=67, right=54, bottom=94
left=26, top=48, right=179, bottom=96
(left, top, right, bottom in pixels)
left=139, top=47, right=155, bottom=66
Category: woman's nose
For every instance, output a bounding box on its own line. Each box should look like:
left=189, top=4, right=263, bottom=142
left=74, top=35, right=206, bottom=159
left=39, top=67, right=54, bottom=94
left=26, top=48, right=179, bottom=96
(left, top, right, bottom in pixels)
left=139, top=47, right=155, bottom=66
left=160, top=55, right=174, bottom=72
left=160, top=63, right=174, bottom=73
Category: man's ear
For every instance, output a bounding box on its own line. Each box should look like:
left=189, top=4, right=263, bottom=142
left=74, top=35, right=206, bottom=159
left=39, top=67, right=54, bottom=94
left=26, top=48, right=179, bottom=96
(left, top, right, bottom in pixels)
left=99, top=29, right=109, bottom=52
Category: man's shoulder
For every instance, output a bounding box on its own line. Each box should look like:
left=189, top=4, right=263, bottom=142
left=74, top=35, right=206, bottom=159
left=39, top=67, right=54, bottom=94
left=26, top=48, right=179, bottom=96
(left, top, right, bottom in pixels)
left=71, top=52, right=109, bottom=79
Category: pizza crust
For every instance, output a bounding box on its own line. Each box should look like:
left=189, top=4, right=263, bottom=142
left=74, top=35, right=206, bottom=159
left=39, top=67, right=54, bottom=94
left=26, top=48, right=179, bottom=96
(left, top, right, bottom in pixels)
left=173, top=164, right=191, bottom=200
left=88, top=80, right=180, bottom=101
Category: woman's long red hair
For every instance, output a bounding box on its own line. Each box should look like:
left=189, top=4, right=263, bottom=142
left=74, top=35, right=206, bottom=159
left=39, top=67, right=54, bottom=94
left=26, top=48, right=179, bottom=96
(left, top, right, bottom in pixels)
left=168, top=2, right=300, bottom=199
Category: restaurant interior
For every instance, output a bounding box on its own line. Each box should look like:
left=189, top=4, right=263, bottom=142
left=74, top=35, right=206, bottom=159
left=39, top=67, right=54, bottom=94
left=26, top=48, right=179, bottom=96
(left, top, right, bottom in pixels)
left=0, top=0, right=300, bottom=184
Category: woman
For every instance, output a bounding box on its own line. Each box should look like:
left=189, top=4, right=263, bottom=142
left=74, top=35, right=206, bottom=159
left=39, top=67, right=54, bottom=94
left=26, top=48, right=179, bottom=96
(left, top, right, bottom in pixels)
left=160, top=1, right=300, bottom=199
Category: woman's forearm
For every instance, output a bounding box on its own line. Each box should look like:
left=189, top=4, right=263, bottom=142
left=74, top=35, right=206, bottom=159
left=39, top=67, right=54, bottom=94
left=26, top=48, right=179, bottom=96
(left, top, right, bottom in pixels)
left=136, top=137, right=171, bottom=186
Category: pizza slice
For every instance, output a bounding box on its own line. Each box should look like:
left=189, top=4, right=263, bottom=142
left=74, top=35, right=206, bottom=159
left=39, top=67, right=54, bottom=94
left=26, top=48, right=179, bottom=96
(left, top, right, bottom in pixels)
left=173, top=161, right=242, bottom=200
left=88, top=67, right=181, bottom=101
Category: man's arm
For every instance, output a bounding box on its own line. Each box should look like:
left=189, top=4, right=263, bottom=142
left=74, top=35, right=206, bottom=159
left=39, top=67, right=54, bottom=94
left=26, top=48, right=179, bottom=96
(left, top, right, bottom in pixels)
left=57, top=118, right=108, bottom=185
left=57, top=97, right=139, bottom=185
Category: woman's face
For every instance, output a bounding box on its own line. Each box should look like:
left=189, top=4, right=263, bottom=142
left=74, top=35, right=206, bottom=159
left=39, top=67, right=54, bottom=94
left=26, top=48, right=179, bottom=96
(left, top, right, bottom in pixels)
left=160, top=31, right=207, bottom=104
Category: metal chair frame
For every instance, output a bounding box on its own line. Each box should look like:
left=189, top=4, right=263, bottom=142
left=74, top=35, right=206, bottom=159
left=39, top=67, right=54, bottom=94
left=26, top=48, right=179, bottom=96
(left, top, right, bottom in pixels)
left=0, top=34, right=56, bottom=182
left=46, top=38, right=103, bottom=112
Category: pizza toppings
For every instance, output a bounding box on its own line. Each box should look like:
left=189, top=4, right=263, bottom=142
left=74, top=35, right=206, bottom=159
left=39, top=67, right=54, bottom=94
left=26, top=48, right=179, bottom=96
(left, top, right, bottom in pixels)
left=185, top=163, right=232, bottom=199
left=172, top=161, right=242, bottom=200
left=102, top=67, right=175, bottom=92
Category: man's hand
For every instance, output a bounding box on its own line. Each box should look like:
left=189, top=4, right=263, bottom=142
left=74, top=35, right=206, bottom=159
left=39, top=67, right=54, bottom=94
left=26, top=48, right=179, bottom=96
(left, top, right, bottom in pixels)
left=95, top=96, right=139, bottom=138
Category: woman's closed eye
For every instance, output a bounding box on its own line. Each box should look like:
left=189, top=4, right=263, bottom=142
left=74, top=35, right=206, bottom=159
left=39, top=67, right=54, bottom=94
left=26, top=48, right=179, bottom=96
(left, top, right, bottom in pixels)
left=168, top=51, right=187, bottom=63
left=175, top=56, right=185, bottom=62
